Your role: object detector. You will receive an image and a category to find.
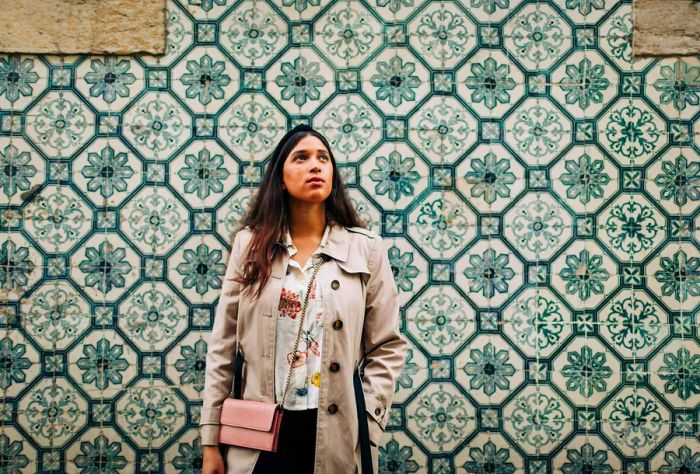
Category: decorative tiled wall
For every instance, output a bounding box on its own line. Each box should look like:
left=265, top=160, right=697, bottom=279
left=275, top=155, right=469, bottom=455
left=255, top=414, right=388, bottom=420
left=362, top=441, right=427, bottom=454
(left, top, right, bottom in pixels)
left=1, top=0, right=698, bottom=472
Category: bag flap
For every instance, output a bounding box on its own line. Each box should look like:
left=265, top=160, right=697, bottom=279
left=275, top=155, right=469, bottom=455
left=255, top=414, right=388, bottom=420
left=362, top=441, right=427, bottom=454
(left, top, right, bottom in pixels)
left=220, top=398, right=280, bottom=431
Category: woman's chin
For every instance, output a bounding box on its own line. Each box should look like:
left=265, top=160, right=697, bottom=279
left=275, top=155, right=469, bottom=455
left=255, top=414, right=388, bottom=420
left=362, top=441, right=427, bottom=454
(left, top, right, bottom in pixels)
left=290, top=192, right=330, bottom=205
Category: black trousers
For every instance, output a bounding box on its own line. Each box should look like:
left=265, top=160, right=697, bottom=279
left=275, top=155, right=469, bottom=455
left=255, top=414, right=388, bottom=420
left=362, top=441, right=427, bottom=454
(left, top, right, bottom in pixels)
left=252, top=409, right=318, bottom=474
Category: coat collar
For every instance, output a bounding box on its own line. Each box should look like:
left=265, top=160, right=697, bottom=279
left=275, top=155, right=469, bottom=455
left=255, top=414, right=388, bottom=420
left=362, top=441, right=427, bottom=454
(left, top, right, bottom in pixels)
left=270, top=223, right=367, bottom=278
left=321, top=222, right=350, bottom=262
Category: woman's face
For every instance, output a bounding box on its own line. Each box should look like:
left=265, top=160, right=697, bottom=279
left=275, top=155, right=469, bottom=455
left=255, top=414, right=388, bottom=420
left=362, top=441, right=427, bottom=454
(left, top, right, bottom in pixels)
left=281, top=135, right=333, bottom=204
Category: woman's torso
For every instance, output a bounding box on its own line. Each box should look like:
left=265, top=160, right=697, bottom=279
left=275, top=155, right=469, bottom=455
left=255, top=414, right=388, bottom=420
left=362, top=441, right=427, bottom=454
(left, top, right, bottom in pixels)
left=225, top=224, right=379, bottom=474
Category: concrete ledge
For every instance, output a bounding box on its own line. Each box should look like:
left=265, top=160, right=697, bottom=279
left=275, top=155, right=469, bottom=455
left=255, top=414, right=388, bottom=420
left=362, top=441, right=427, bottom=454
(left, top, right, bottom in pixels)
left=634, top=0, right=700, bottom=57
left=0, top=0, right=166, bottom=54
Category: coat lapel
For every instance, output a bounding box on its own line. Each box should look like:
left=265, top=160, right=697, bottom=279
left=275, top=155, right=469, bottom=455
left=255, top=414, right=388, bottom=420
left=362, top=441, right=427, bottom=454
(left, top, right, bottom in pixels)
left=322, top=224, right=370, bottom=275
left=320, top=223, right=349, bottom=262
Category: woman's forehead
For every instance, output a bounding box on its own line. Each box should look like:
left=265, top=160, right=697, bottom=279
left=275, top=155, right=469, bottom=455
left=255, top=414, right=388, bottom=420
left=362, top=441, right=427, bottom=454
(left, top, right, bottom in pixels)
left=289, top=135, right=328, bottom=153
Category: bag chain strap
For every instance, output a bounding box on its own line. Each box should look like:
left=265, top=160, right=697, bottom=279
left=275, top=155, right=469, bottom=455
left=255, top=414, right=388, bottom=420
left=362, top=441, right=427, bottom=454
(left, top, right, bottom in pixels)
left=279, top=254, right=328, bottom=408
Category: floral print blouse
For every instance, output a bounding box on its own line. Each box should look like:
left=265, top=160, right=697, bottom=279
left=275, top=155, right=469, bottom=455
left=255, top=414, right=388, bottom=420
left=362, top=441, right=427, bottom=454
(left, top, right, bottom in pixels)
left=274, top=224, right=330, bottom=410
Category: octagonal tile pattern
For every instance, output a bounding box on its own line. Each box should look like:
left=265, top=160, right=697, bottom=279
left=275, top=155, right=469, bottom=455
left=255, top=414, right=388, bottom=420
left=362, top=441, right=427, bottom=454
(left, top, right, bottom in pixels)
left=1, top=0, right=698, bottom=471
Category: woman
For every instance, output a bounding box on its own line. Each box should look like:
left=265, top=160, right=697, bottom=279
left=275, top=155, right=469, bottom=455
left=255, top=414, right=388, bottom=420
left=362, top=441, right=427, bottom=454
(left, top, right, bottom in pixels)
left=200, top=124, right=408, bottom=474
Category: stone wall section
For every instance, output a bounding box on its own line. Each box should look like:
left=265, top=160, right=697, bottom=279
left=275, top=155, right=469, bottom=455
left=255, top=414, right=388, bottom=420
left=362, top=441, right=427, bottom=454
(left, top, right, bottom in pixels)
left=0, top=0, right=166, bottom=54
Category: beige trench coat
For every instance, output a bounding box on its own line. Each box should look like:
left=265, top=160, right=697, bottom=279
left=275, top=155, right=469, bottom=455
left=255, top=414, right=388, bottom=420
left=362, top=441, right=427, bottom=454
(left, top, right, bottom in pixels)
left=200, top=223, right=408, bottom=474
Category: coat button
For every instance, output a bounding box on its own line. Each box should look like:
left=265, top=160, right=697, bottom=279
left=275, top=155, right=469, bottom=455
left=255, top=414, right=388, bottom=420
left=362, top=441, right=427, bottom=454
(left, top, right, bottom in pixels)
left=330, top=362, right=340, bottom=372
left=328, top=403, right=338, bottom=414
left=375, top=407, right=381, bottom=416
left=332, top=320, right=343, bottom=330
left=331, top=280, right=340, bottom=290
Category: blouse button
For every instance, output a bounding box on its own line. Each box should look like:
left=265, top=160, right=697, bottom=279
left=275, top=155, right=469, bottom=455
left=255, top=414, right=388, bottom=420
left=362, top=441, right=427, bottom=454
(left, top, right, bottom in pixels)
left=332, top=320, right=343, bottom=330
left=375, top=407, right=381, bottom=416
left=328, top=403, right=338, bottom=414
left=331, top=280, right=340, bottom=290
left=330, top=362, right=340, bottom=372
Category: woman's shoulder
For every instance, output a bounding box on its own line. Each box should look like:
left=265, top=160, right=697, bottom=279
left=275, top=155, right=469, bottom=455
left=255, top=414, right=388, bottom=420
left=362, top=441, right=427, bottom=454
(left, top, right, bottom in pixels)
left=342, top=226, right=384, bottom=256
left=343, top=225, right=385, bottom=246
left=235, top=226, right=254, bottom=239
left=339, top=226, right=387, bottom=274
left=231, top=226, right=254, bottom=249
left=345, top=226, right=379, bottom=240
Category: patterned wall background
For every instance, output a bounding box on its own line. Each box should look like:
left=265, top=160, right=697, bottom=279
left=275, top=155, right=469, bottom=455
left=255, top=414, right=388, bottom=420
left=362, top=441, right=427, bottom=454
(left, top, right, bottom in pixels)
left=0, top=0, right=698, bottom=472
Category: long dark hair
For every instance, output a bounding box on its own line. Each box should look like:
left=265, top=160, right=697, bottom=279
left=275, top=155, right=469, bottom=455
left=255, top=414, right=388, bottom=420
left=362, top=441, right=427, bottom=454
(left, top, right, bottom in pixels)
left=234, top=124, right=364, bottom=300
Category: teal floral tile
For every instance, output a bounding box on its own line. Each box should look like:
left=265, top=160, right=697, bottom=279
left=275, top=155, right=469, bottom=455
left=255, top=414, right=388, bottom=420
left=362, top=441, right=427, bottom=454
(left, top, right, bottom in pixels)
left=170, top=46, right=239, bottom=114
left=503, top=191, right=574, bottom=261
left=550, top=434, right=623, bottom=473
left=551, top=336, right=622, bottom=407
left=646, top=147, right=700, bottom=216
left=74, top=56, right=145, bottom=112
left=648, top=340, right=700, bottom=410
left=1, top=0, right=698, bottom=471
left=17, top=376, right=89, bottom=447
left=454, top=334, right=525, bottom=405
left=392, top=343, right=430, bottom=405
left=550, top=239, right=619, bottom=310
left=502, top=3, right=572, bottom=71
left=406, top=382, right=477, bottom=453
left=453, top=433, right=526, bottom=473
left=24, top=91, right=95, bottom=160
left=0, top=55, right=49, bottom=111
left=456, top=48, right=526, bottom=120
left=649, top=437, right=700, bottom=473
left=384, top=236, right=430, bottom=306
left=503, top=384, right=574, bottom=456
left=218, top=91, right=287, bottom=161
left=0, top=138, right=45, bottom=207
left=600, top=386, right=671, bottom=458
left=379, top=431, right=429, bottom=473
left=597, top=97, right=668, bottom=167
left=63, top=427, right=136, bottom=470
left=406, top=285, right=477, bottom=356
left=407, top=2, right=478, bottom=70
left=455, top=143, right=526, bottom=213
left=314, top=2, right=384, bottom=69
left=550, top=50, right=617, bottom=120
left=361, top=47, right=431, bottom=116
left=645, top=242, right=700, bottom=313
left=121, top=92, right=192, bottom=161
left=645, top=57, right=700, bottom=121
left=266, top=47, right=336, bottom=114
left=359, top=142, right=430, bottom=211
left=1, top=330, right=41, bottom=398
left=504, top=97, right=573, bottom=167
left=550, top=145, right=620, bottom=214
left=67, top=328, right=139, bottom=399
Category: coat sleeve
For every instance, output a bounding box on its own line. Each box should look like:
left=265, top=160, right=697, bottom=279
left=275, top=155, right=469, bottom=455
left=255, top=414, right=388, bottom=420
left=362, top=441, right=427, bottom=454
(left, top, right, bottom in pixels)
left=199, top=231, right=245, bottom=446
left=361, top=235, right=408, bottom=430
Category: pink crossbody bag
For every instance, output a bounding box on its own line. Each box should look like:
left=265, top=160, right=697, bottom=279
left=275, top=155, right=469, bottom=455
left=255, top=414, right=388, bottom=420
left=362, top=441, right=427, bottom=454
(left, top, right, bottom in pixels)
left=218, top=256, right=326, bottom=451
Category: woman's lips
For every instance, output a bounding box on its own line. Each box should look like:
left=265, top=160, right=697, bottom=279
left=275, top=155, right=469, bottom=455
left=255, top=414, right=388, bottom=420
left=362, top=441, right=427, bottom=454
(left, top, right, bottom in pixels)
left=307, top=178, right=324, bottom=184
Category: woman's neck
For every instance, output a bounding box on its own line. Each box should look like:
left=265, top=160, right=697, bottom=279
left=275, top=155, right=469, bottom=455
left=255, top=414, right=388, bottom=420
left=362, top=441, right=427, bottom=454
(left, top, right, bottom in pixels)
left=287, top=200, right=327, bottom=240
